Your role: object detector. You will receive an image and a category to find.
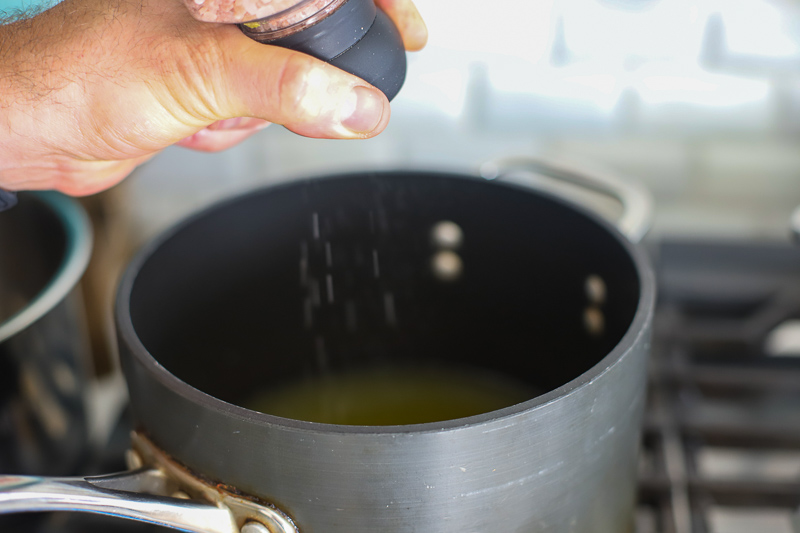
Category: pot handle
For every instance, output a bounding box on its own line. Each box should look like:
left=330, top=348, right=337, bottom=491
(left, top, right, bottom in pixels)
left=0, top=469, right=242, bottom=533
left=0, top=434, right=297, bottom=533
left=479, top=157, right=653, bottom=243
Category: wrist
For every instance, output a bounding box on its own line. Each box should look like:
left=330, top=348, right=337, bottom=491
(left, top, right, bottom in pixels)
left=0, top=9, right=89, bottom=188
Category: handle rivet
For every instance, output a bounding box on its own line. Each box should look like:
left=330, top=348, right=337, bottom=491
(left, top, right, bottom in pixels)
left=241, top=521, right=271, bottom=533
left=125, top=450, right=143, bottom=470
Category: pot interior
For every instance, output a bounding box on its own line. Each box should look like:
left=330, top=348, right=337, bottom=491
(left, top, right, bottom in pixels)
left=127, top=172, right=642, bottom=423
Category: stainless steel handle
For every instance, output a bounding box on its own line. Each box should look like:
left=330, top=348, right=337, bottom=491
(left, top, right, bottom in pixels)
left=0, top=433, right=298, bottom=533
left=0, top=469, right=239, bottom=533
left=479, top=157, right=653, bottom=243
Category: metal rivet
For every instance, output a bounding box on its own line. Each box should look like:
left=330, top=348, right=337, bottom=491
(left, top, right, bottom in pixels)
left=585, top=275, right=607, bottom=305
left=241, top=521, right=271, bottom=533
left=584, top=306, right=605, bottom=337
left=125, top=449, right=143, bottom=470
left=432, top=251, right=463, bottom=282
left=431, top=221, right=464, bottom=250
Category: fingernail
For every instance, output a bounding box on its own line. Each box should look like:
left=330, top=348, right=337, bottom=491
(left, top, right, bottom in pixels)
left=340, top=86, right=387, bottom=134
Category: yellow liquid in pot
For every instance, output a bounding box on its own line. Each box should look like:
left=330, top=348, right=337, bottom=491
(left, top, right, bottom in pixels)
left=243, top=365, right=539, bottom=426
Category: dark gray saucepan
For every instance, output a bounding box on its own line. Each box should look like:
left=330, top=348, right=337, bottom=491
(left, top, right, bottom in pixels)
left=0, top=168, right=655, bottom=533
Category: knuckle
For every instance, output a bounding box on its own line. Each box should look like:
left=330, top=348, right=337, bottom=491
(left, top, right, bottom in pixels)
left=273, top=52, right=321, bottom=120
left=154, top=37, right=230, bottom=123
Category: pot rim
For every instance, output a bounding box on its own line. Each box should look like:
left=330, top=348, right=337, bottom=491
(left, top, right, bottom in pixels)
left=115, top=169, right=656, bottom=436
left=0, top=192, right=93, bottom=343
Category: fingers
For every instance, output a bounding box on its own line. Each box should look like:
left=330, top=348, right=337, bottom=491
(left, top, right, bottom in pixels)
left=218, top=38, right=390, bottom=139
left=178, top=0, right=423, bottom=141
left=374, top=0, right=428, bottom=51
left=177, top=118, right=271, bottom=152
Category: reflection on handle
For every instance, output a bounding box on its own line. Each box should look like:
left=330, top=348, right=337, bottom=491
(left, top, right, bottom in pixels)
left=479, top=157, right=653, bottom=243
left=0, top=469, right=239, bottom=533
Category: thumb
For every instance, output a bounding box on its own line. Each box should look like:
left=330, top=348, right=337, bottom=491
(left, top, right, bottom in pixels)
left=218, top=35, right=391, bottom=139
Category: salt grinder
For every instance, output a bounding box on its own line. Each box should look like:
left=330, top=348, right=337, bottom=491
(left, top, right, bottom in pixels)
left=191, top=0, right=407, bottom=100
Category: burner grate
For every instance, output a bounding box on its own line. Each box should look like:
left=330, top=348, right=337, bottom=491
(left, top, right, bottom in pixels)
left=637, top=240, right=800, bottom=533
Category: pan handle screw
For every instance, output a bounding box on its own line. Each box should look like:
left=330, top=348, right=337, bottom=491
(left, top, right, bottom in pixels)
left=125, top=449, right=143, bottom=470
left=241, top=521, right=272, bottom=533
left=431, top=220, right=463, bottom=250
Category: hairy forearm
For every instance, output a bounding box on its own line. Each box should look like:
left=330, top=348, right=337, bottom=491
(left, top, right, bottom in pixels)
left=0, top=0, right=190, bottom=192
left=0, top=1, right=110, bottom=109
left=0, top=6, right=92, bottom=177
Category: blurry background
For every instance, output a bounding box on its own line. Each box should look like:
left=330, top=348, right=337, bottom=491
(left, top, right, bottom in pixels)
left=3, top=0, right=800, bottom=240
left=115, top=0, right=800, bottom=243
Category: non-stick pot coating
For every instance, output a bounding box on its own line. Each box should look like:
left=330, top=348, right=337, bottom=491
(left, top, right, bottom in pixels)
left=127, top=171, right=640, bottom=409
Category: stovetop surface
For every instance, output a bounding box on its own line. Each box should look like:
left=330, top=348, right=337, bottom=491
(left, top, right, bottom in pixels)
left=4, top=239, right=800, bottom=533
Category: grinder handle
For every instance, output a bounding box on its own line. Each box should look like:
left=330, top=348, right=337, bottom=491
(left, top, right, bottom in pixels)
left=239, top=0, right=407, bottom=100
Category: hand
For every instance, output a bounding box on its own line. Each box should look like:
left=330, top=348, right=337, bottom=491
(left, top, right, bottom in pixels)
left=0, top=0, right=427, bottom=196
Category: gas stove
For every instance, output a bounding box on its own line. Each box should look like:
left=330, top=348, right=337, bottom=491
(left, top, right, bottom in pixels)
left=638, top=240, right=800, bottom=533
left=3, top=238, right=800, bottom=533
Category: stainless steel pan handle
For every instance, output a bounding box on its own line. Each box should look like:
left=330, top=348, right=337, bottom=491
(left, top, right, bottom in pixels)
left=0, top=469, right=238, bottom=533
left=0, top=434, right=298, bottom=533
left=479, top=157, right=653, bottom=243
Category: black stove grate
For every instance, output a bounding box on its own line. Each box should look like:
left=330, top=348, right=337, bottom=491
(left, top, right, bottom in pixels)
left=637, top=240, right=800, bottom=533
